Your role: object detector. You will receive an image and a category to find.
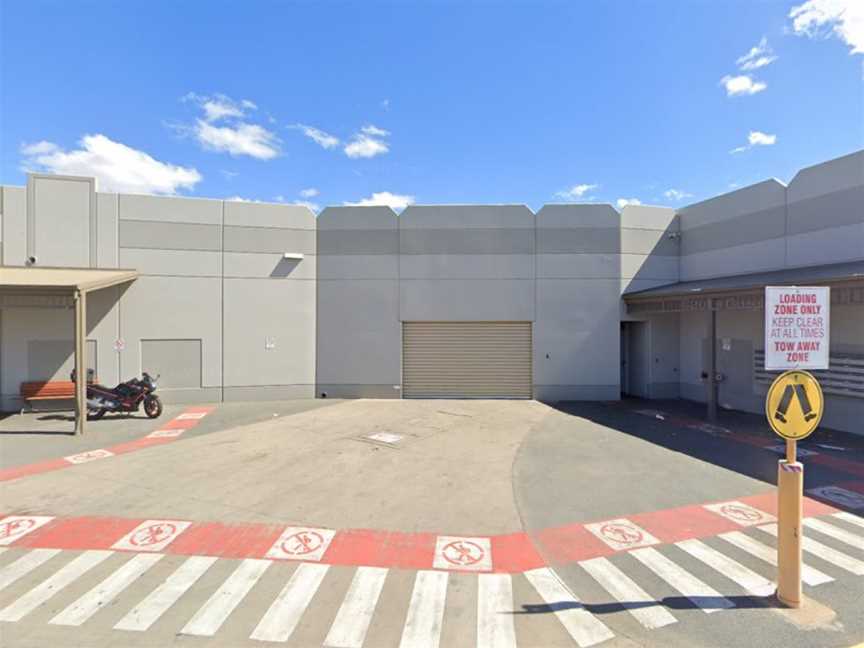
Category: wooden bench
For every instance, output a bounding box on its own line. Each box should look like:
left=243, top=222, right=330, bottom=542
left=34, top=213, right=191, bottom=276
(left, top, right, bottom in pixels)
left=19, top=379, right=96, bottom=414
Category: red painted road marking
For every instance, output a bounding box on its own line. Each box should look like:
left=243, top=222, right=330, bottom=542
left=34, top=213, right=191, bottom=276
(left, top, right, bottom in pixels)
left=0, top=485, right=856, bottom=572
left=0, top=406, right=215, bottom=483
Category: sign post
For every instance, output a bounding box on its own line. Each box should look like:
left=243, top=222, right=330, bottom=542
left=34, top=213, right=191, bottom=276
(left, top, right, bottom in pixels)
left=765, top=369, right=823, bottom=608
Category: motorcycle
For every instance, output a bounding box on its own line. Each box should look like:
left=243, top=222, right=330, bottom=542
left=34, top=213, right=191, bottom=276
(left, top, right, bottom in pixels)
left=72, top=370, right=163, bottom=420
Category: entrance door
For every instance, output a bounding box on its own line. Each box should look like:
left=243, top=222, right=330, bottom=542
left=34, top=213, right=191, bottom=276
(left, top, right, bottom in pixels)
left=622, top=322, right=650, bottom=398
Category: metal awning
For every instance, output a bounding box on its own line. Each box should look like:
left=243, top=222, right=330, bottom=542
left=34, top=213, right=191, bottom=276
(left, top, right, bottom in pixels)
left=0, top=266, right=138, bottom=436
left=0, top=266, right=138, bottom=296
left=624, top=261, right=864, bottom=314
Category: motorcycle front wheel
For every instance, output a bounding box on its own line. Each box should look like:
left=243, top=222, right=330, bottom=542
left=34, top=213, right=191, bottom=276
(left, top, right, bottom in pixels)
left=88, top=408, right=106, bottom=421
left=143, top=395, right=163, bottom=419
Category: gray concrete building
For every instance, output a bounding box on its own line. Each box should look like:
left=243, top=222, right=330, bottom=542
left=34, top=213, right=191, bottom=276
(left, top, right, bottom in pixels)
left=1, top=151, right=862, bottom=433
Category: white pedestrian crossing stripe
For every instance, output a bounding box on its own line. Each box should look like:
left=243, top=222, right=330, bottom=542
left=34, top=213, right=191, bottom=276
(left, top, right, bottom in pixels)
left=580, top=556, right=677, bottom=629
left=718, top=531, right=833, bottom=586
left=0, top=516, right=859, bottom=646
left=758, top=523, right=864, bottom=575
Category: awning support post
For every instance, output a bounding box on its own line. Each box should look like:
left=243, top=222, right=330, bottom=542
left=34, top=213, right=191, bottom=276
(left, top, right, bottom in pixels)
left=73, top=290, right=87, bottom=435
left=707, top=307, right=718, bottom=423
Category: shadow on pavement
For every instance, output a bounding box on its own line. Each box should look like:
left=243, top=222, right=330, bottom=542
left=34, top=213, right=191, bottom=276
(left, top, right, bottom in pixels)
left=514, top=594, right=779, bottom=615
left=547, top=398, right=864, bottom=515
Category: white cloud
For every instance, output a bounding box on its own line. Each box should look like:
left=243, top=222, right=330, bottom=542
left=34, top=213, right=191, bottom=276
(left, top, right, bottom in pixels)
left=225, top=195, right=263, bottom=203
left=360, top=124, right=390, bottom=137
left=555, top=183, right=599, bottom=200
left=299, top=187, right=319, bottom=198
left=344, top=125, right=390, bottom=159
left=616, top=198, right=642, bottom=209
left=20, top=140, right=59, bottom=155
left=730, top=130, right=778, bottom=153
left=182, top=92, right=280, bottom=159
left=381, top=98, right=390, bottom=111
left=21, top=134, right=201, bottom=195
left=663, top=188, right=692, bottom=201
left=789, top=0, right=864, bottom=55
left=195, top=119, right=280, bottom=159
left=736, top=37, right=778, bottom=71
left=344, top=135, right=389, bottom=159
left=720, top=74, right=767, bottom=96
left=291, top=124, right=340, bottom=149
left=345, top=191, right=414, bottom=210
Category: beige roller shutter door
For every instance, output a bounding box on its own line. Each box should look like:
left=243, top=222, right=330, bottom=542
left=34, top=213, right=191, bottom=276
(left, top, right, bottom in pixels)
left=402, top=322, right=532, bottom=398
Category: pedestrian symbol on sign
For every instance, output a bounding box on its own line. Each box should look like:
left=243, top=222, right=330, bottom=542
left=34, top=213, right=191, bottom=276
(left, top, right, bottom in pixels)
left=765, top=370, right=823, bottom=441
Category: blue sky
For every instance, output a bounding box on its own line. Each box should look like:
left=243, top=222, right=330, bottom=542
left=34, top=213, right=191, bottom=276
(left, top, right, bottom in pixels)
left=1, top=1, right=862, bottom=212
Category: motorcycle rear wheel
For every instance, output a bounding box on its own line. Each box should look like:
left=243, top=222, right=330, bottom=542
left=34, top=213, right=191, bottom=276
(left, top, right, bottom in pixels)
left=143, top=396, right=163, bottom=419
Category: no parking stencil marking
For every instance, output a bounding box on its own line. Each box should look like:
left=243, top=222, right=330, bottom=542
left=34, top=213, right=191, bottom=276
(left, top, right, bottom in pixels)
left=433, top=536, right=492, bottom=571
left=585, top=518, right=659, bottom=551
left=0, top=516, right=55, bottom=546
left=112, top=519, right=192, bottom=552
left=265, top=527, right=336, bottom=561
left=704, top=501, right=775, bottom=526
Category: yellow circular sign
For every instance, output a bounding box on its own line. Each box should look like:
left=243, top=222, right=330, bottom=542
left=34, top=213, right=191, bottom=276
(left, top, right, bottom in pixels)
left=765, top=370, right=824, bottom=440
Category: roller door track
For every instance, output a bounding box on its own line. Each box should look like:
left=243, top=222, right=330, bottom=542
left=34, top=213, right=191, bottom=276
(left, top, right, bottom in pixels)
left=402, top=322, right=532, bottom=398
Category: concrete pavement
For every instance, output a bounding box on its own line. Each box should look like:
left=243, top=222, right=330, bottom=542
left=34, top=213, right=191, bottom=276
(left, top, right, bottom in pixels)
left=0, top=398, right=861, bottom=647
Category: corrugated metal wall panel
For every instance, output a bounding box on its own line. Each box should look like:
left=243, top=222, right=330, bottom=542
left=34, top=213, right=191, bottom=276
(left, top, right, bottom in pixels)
left=402, top=322, right=532, bottom=398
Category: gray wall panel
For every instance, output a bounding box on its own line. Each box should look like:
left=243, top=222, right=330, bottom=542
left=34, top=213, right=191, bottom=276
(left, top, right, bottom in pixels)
left=316, top=255, right=398, bottom=279
left=317, top=280, right=400, bottom=386
left=787, top=150, right=864, bottom=202
left=223, top=279, right=316, bottom=387
left=400, top=229, right=534, bottom=255
left=120, top=248, right=222, bottom=277
left=787, top=185, right=864, bottom=235
left=119, top=277, right=222, bottom=389
left=224, top=201, right=315, bottom=229
left=621, top=228, right=679, bottom=256
left=680, top=206, right=786, bottom=256
left=318, top=206, right=397, bottom=230
left=537, top=254, right=618, bottom=279
left=96, top=193, right=118, bottom=268
left=619, top=205, right=679, bottom=231
left=32, top=176, right=93, bottom=267
left=400, top=204, right=534, bottom=229
left=141, top=339, right=202, bottom=388
left=223, top=252, right=315, bottom=279
left=224, top=385, right=315, bottom=401
left=679, top=179, right=786, bottom=230
left=785, top=223, right=864, bottom=268
left=680, top=237, right=786, bottom=281
left=315, top=384, right=400, bottom=399
left=119, top=220, right=221, bottom=251
left=621, top=254, right=679, bottom=281
left=536, top=204, right=619, bottom=228
left=399, top=279, right=535, bottom=321
left=1, top=186, right=27, bottom=266
left=224, top=226, right=316, bottom=254
left=317, top=229, right=399, bottom=255
left=399, top=254, right=534, bottom=279
left=119, top=194, right=222, bottom=224
left=537, top=228, right=619, bottom=254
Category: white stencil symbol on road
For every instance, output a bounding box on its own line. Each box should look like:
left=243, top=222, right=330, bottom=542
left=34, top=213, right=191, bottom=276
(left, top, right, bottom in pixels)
left=176, top=412, right=208, bottom=420
left=266, top=527, right=335, bottom=561
left=807, top=486, right=864, bottom=510
left=64, top=449, right=114, bottom=464
left=112, top=519, right=191, bottom=552
left=433, top=536, right=492, bottom=571
left=704, top=501, right=776, bottom=526
left=766, top=444, right=817, bottom=457
left=0, top=516, right=55, bottom=546
left=147, top=429, right=184, bottom=439
left=586, top=518, right=660, bottom=551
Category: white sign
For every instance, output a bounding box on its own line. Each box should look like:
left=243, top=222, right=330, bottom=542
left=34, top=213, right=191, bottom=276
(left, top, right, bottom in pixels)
left=764, top=286, right=829, bottom=370
left=113, top=338, right=125, bottom=352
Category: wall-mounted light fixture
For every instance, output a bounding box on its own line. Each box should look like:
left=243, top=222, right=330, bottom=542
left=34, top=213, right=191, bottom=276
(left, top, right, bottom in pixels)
left=282, top=252, right=304, bottom=260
